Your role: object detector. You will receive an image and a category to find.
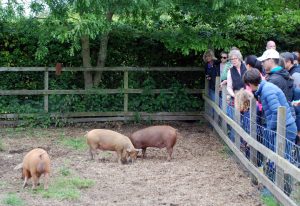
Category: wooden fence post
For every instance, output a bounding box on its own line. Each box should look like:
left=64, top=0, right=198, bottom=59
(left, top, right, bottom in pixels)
left=204, top=79, right=209, bottom=115
left=234, top=101, right=241, bottom=149
left=44, top=68, right=49, bottom=113
left=124, top=70, right=128, bottom=113
left=250, top=97, right=258, bottom=166
left=214, top=77, right=220, bottom=124
left=221, top=86, right=228, bottom=133
left=276, top=106, right=286, bottom=191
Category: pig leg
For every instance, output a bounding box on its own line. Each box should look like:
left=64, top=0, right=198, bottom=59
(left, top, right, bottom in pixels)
left=166, top=147, right=173, bottom=161
left=142, top=148, right=147, bottom=158
left=44, top=173, right=49, bottom=190
left=22, top=176, right=28, bottom=189
left=31, top=174, right=39, bottom=190
left=116, top=150, right=122, bottom=164
left=90, top=147, right=94, bottom=160
left=22, top=170, right=30, bottom=189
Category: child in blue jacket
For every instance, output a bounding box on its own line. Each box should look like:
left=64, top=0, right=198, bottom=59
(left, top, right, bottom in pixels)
left=243, top=68, right=297, bottom=162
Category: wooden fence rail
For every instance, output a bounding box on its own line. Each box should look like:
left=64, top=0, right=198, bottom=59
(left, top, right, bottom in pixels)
left=0, top=67, right=204, bottom=123
left=204, top=77, right=300, bottom=206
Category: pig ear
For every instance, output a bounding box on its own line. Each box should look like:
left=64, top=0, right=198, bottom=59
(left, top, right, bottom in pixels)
left=14, top=163, right=23, bottom=170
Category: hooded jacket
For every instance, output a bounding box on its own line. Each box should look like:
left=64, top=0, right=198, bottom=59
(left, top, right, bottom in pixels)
left=255, top=80, right=295, bottom=130
left=266, top=66, right=294, bottom=102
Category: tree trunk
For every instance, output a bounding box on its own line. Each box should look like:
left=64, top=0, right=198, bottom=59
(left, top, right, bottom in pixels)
left=93, top=11, right=114, bottom=87
left=81, top=35, right=93, bottom=89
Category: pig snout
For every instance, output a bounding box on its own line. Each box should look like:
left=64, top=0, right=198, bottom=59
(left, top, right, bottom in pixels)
left=125, top=148, right=141, bottom=163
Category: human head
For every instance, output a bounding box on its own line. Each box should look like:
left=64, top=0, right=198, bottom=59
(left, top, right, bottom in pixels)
left=266, top=40, right=276, bottom=50
left=257, top=49, right=280, bottom=73
left=203, top=49, right=217, bottom=63
left=243, top=68, right=262, bottom=91
left=230, top=46, right=240, bottom=51
left=234, top=88, right=253, bottom=112
left=280, top=52, right=294, bottom=70
left=220, top=51, right=228, bottom=63
left=245, top=55, right=263, bottom=73
left=229, top=49, right=243, bottom=68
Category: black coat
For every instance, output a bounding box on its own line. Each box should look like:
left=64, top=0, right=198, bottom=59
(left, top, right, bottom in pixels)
left=204, top=60, right=220, bottom=91
left=267, top=68, right=294, bottom=102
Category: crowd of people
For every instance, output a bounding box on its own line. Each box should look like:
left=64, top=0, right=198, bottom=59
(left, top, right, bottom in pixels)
left=203, top=41, right=300, bottom=170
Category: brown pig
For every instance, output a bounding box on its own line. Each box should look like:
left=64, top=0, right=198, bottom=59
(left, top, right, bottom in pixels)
left=14, top=148, right=50, bottom=190
left=129, top=125, right=179, bottom=161
left=86, top=129, right=140, bottom=164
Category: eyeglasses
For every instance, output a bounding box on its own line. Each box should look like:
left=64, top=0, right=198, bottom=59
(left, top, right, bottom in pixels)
left=221, top=56, right=227, bottom=59
left=230, top=57, right=238, bottom=61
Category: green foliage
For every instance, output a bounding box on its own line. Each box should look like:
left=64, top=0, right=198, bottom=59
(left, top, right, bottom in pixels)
left=19, top=113, right=52, bottom=128
left=129, top=76, right=202, bottom=112
left=2, top=0, right=300, bottom=127
left=2, top=193, right=24, bottom=206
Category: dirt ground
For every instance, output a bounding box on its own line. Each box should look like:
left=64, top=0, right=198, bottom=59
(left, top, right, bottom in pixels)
left=0, top=122, right=263, bottom=206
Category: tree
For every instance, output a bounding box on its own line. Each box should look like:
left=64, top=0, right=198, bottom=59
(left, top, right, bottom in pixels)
left=5, top=0, right=300, bottom=87
left=32, top=0, right=156, bottom=88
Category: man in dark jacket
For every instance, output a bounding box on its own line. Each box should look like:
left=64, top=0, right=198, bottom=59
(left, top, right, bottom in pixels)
left=258, top=49, right=294, bottom=102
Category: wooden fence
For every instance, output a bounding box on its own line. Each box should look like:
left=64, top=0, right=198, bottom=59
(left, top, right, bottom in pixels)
left=204, top=77, right=300, bottom=206
left=0, top=67, right=204, bottom=124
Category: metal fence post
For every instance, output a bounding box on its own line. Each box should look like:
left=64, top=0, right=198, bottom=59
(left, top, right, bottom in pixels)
left=276, top=106, right=286, bottom=191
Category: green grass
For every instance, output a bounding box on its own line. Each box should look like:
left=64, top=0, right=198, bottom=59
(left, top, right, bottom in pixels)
left=59, top=138, right=87, bottom=150
left=35, top=176, right=95, bottom=200
left=261, top=194, right=282, bottom=206
left=58, top=133, right=87, bottom=151
left=2, top=193, right=25, bottom=206
left=59, top=166, right=72, bottom=176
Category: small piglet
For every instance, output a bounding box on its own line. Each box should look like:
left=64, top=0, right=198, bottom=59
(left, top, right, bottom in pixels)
left=14, top=148, right=50, bottom=190
left=130, top=125, right=179, bottom=161
left=86, top=129, right=140, bottom=164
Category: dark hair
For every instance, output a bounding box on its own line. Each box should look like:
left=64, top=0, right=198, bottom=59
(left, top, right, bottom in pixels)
left=243, top=68, right=262, bottom=86
left=220, top=51, right=227, bottom=56
left=245, top=55, right=263, bottom=73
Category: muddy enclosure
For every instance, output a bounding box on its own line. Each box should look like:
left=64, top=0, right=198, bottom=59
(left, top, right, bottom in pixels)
left=0, top=122, right=263, bottom=206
